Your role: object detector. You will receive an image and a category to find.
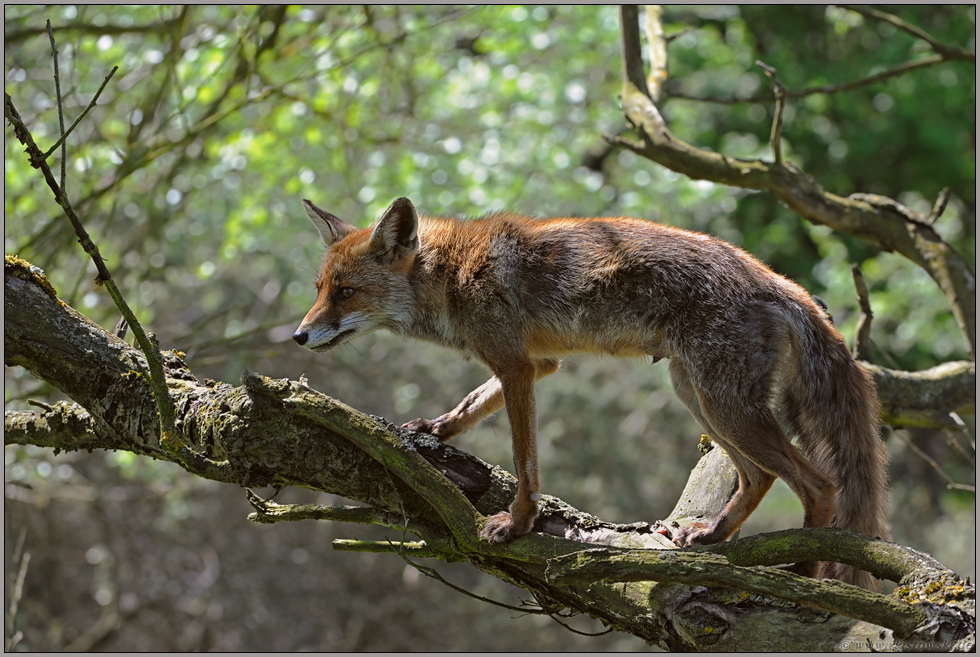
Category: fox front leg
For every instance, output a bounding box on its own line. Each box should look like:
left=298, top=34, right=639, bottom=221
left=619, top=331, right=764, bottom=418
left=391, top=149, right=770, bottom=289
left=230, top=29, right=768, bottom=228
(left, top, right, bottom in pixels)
left=479, top=360, right=541, bottom=542
left=402, top=359, right=558, bottom=543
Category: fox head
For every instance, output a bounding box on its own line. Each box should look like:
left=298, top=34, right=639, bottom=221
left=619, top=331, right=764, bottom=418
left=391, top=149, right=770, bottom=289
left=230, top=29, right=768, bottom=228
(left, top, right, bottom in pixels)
left=293, top=197, right=419, bottom=352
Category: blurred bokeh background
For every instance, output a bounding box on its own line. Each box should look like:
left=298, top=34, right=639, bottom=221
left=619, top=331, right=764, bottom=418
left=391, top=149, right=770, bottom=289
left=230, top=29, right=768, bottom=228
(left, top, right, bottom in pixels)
left=5, top=5, right=974, bottom=651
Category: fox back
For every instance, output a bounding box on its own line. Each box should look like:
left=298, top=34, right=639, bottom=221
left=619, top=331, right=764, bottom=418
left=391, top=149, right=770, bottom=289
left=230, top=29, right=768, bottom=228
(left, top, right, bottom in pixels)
left=296, top=200, right=806, bottom=362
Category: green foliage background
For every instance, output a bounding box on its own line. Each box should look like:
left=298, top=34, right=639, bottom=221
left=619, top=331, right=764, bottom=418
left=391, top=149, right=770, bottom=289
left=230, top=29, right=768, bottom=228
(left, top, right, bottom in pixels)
left=4, top=5, right=975, bottom=651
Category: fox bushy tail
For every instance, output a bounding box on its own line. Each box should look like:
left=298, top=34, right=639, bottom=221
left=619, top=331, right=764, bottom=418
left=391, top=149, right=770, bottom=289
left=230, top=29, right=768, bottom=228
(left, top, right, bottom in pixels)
left=786, top=318, right=890, bottom=590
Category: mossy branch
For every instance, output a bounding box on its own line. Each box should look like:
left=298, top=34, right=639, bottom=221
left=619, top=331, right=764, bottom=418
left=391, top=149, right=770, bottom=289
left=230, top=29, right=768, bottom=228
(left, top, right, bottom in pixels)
left=246, top=489, right=397, bottom=526
left=332, top=539, right=436, bottom=555
left=694, top=528, right=948, bottom=582
left=4, top=403, right=99, bottom=452
left=545, top=545, right=965, bottom=643
left=865, top=360, right=976, bottom=429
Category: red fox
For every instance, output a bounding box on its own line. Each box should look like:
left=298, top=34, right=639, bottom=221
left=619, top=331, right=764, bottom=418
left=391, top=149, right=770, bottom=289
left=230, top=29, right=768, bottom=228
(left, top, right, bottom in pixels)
left=293, top=197, right=890, bottom=589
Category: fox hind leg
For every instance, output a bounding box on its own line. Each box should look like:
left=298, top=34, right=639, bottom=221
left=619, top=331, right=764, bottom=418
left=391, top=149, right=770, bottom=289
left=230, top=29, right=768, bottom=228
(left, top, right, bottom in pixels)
left=672, top=434, right=778, bottom=547
left=666, top=359, right=834, bottom=568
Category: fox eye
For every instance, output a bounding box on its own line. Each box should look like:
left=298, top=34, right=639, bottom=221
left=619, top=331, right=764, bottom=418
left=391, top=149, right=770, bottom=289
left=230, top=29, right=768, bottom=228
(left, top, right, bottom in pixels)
left=339, top=286, right=355, bottom=299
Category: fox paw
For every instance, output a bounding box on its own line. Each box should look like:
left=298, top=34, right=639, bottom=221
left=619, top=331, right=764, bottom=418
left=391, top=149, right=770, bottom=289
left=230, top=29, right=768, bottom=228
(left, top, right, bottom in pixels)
left=402, top=417, right=437, bottom=434
left=480, top=511, right=531, bottom=543
left=671, top=521, right=715, bottom=547
left=402, top=416, right=457, bottom=441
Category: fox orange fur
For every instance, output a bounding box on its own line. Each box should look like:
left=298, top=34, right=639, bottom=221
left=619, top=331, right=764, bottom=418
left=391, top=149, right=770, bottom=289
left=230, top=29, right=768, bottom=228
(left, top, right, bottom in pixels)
left=293, top=197, right=891, bottom=589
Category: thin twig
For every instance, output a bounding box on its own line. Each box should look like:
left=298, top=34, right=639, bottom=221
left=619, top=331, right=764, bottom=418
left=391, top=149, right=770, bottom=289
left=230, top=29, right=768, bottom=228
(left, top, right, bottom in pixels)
left=851, top=264, right=874, bottom=362
left=788, top=55, right=944, bottom=99
left=46, top=20, right=67, bottom=191
left=40, top=65, right=119, bottom=163
left=945, top=432, right=975, bottom=466
left=667, top=7, right=973, bottom=106
left=895, top=430, right=972, bottom=492
left=548, top=613, right=615, bottom=637
left=667, top=54, right=945, bottom=105
left=756, top=60, right=787, bottom=165
left=837, top=5, right=976, bottom=63
left=5, top=533, right=30, bottom=652
left=943, top=416, right=975, bottom=482
left=5, top=16, right=187, bottom=46
left=927, top=187, right=952, bottom=225
left=393, top=543, right=548, bottom=615
left=113, top=316, right=129, bottom=339
left=10, top=527, right=27, bottom=568
left=663, top=27, right=693, bottom=44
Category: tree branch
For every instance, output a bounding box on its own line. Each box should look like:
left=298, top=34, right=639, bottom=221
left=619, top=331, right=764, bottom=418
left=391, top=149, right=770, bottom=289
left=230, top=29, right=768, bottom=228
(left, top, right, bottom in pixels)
left=928, top=187, right=953, bottom=225
left=642, top=5, right=668, bottom=102
left=45, top=20, right=67, bottom=190
left=246, top=489, right=400, bottom=527
left=40, top=65, right=119, bottom=165
left=667, top=55, right=949, bottom=105
left=5, top=403, right=100, bottom=452
left=4, top=16, right=187, bottom=46
left=618, top=6, right=651, bottom=100
left=756, top=60, right=787, bottom=164
left=666, top=4, right=974, bottom=106
left=546, top=543, right=970, bottom=645
left=787, top=55, right=946, bottom=98
left=865, top=360, right=976, bottom=430
left=851, top=264, right=874, bottom=362
left=893, top=431, right=975, bottom=493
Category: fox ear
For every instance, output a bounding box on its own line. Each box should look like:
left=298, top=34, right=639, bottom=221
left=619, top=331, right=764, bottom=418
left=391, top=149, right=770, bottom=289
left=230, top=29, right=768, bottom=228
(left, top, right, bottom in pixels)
left=303, top=199, right=356, bottom=247
left=371, top=197, right=419, bottom=260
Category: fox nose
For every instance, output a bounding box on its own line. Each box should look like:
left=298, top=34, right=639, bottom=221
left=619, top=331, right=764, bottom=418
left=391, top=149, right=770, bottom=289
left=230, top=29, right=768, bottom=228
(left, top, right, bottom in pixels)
left=292, top=330, right=309, bottom=346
